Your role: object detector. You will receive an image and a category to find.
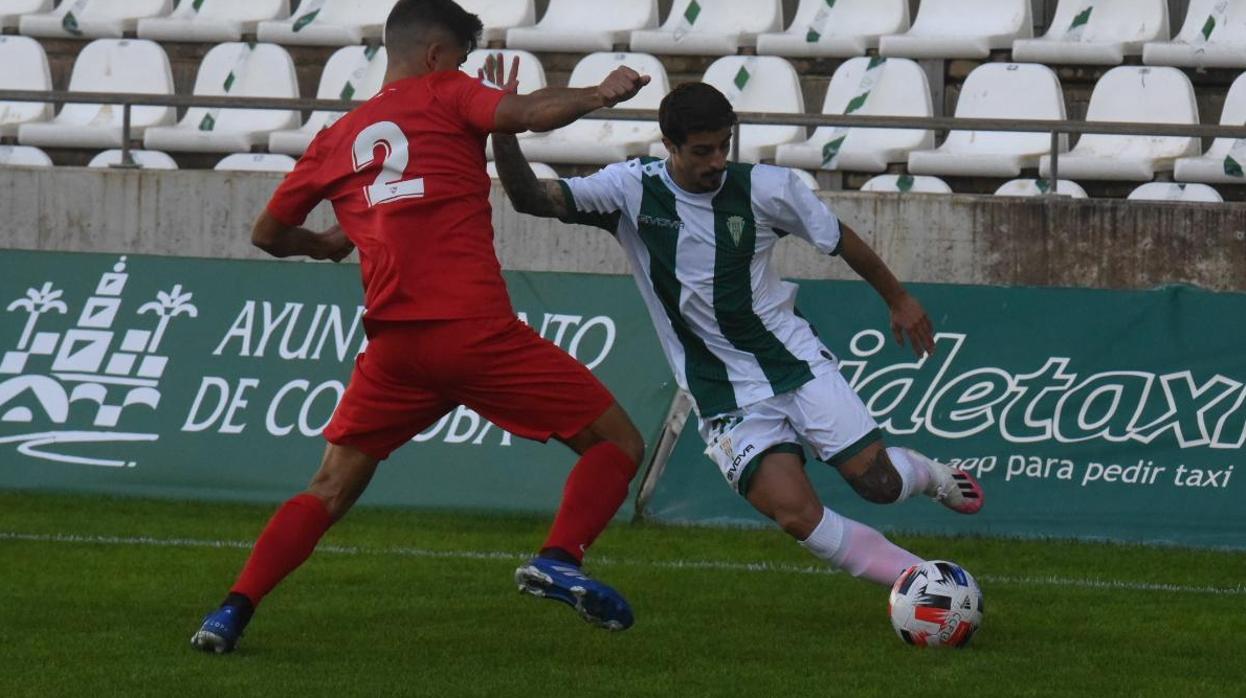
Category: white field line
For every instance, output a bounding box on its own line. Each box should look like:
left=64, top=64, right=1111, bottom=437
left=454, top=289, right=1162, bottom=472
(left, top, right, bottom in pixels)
left=2, top=531, right=1244, bottom=597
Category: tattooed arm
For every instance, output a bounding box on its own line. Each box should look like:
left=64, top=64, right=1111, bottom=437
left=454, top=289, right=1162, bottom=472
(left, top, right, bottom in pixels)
left=491, top=133, right=572, bottom=220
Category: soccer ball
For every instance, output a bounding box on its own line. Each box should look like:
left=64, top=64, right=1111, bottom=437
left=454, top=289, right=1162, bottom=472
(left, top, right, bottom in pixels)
left=888, top=560, right=983, bottom=648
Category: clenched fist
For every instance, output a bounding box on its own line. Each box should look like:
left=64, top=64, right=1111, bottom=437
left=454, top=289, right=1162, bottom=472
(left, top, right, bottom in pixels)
left=596, top=66, right=651, bottom=108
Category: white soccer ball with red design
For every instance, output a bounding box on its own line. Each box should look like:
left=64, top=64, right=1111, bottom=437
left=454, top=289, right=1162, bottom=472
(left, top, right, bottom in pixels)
left=888, top=560, right=983, bottom=648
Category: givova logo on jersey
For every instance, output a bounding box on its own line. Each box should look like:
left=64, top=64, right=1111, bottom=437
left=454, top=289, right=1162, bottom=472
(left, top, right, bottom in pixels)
left=0, top=257, right=197, bottom=468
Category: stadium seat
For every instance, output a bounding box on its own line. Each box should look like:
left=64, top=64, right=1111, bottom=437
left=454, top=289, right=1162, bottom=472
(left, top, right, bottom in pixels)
left=629, top=0, right=783, bottom=56
left=908, top=63, right=1067, bottom=178
left=789, top=168, right=819, bottom=190
left=1127, top=182, right=1224, bottom=203
left=517, top=53, right=668, bottom=166
left=994, top=178, right=1088, bottom=198
left=0, top=36, right=52, bottom=138
left=1144, top=0, right=1246, bottom=69
left=19, top=0, right=171, bottom=39
left=0, top=0, right=52, bottom=31
left=860, top=174, right=952, bottom=193
left=651, top=56, right=804, bottom=163
left=1174, top=72, right=1246, bottom=184
left=878, top=0, right=1031, bottom=59
left=1013, top=0, right=1169, bottom=66
left=506, top=0, right=657, bottom=52
left=1039, top=67, right=1200, bottom=182
left=138, top=0, right=290, bottom=43
left=269, top=45, right=387, bottom=156
left=457, top=0, right=535, bottom=44
left=144, top=42, right=299, bottom=154
left=18, top=39, right=174, bottom=149
left=756, top=0, right=909, bottom=58
left=256, top=0, right=396, bottom=47
left=215, top=152, right=297, bottom=172
left=87, top=149, right=178, bottom=169
left=774, top=57, right=933, bottom=173
left=487, top=160, right=558, bottom=180
left=0, top=144, right=52, bottom=167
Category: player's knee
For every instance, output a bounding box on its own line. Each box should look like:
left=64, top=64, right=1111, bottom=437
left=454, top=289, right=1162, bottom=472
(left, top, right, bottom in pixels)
left=614, top=431, right=646, bottom=478
left=844, top=449, right=903, bottom=504
left=773, top=501, right=823, bottom=540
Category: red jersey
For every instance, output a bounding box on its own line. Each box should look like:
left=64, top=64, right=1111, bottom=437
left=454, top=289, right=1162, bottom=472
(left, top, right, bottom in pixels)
left=267, top=70, right=511, bottom=321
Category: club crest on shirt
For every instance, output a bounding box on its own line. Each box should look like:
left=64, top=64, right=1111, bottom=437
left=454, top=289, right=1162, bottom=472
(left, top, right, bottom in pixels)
left=727, top=216, right=746, bottom=246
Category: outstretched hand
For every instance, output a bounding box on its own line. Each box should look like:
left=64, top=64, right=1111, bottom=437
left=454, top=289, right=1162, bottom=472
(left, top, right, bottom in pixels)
left=890, top=293, right=936, bottom=358
left=479, top=52, right=521, bottom=94
left=596, top=66, right=650, bottom=108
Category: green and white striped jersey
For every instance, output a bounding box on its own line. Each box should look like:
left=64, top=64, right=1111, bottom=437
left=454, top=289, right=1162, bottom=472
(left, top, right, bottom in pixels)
left=559, top=158, right=843, bottom=418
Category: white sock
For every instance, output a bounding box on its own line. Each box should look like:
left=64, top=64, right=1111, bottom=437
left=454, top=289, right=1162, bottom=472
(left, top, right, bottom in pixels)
left=800, top=507, right=923, bottom=587
left=886, top=447, right=932, bottom=502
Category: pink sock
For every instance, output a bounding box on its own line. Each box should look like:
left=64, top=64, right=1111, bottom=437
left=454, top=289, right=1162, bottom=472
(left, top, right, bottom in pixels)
left=799, top=507, right=922, bottom=586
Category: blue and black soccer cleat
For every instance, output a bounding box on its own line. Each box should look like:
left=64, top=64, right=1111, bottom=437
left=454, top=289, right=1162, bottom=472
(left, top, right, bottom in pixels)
left=190, top=604, right=250, bottom=654
left=515, top=557, right=634, bottom=631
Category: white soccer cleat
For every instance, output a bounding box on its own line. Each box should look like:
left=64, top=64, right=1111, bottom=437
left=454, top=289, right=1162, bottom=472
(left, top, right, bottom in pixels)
left=904, top=448, right=984, bottom=515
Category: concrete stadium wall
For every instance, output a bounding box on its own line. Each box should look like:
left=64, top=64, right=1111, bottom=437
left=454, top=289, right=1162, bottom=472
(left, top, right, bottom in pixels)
left=1, top=167, right=1243, bottom=292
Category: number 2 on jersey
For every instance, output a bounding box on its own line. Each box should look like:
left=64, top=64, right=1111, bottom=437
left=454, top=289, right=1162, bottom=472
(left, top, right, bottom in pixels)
left=352, top=121, right=425, bottom=207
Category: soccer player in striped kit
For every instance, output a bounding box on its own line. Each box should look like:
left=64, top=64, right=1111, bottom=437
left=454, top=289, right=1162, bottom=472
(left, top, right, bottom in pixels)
left=493, top=78, right=984, bottom=589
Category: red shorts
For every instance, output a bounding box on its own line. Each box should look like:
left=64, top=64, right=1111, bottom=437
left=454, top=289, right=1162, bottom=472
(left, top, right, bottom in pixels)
left=324, top=316, right=616, bottom=460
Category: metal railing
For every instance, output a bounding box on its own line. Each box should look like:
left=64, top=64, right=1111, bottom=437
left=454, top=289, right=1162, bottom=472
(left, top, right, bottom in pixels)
left=3, top=89, right=1245, bottom=194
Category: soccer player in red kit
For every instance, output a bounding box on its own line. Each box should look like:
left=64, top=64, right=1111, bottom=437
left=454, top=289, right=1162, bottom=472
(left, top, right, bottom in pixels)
left=190, top=0, right=652, bottom=653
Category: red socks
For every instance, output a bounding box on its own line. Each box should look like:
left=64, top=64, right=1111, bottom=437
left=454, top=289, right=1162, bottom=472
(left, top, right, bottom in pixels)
left=231, top=493, right=334, bottom=606
left=542, top=442, right=638, bottom=564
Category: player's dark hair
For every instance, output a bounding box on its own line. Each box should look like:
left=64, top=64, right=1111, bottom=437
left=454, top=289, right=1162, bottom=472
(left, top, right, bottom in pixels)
left=659, top=82, right=737, bottom=147
left=385, top=0, right=483, bottom=57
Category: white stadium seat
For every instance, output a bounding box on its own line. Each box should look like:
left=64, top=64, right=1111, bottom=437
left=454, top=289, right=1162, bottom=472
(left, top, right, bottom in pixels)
left=487, top=161, right=559, bottom=180
left=0, top=36, right=52, bottom=138
left=144, top=42, right=299, bottom=154
left=506, top=0, right=657, bottom=52
left=652, top=56, right=804, bottom=163
left=1013, top=0, right=1169, bottom=66
left=757, top=0, right=909, bottom=58
left=138, top=0, right=290, bottom=43
left=18, top=39, right=174, bottom=149
left=1, top=0, right=52, bottom=31
left=215, top=153, right=297, bottom=172
left=270, top=45, right=387, bottom=156
left=87, top=149, right=179, bottom=169
left=860, top=174, right=952, bottom=194
left=19, top=0, right=171, bottom=39
left=994, top=179, right=1088, bottom=198
left=630, top=0, right=783, bottom=56
left=518, top=53, right=668, bottom=166
left=775, top=57, right=933, bottom=173
left=1128, top=182, right=1224, bottom=203
left=879, top=0, right=1031, bottom=59
left=457, top=0, right=535, bottom=44
left=1040, top=67, right=1200, bottom=182
left=1144, top=0, right=1246, bottom=69
left=0, top=145, right=53, bottom=167
left=1175, top=73, right=1246, bottom=184
left=908, top=63, right=1068, bottom=178
left=257, top=0, right=396, bottom=47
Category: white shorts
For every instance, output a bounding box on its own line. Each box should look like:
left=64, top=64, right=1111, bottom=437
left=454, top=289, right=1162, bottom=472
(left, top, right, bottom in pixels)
left=697, top=370, right=881, bottom=496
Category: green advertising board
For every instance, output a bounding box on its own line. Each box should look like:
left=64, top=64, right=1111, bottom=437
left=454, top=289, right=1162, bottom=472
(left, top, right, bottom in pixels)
left=0, top=250, right=677, bottom=514
left=646, top=282, right=1246, bottom=549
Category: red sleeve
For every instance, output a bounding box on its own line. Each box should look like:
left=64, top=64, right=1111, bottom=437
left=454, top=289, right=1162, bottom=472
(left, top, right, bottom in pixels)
left=266, top=131, right=331, bottom=227
left=438, top=70, right=508, bottom=135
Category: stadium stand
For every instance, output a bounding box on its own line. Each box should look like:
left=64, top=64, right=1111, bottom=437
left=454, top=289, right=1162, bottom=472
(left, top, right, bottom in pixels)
left=138, top=0, right=290, bottom=44
left=487, top=160, right=558, bottom=180
left=629, top=0, right=784, bottom=56
left=269, top=45, right=387, bottom=156
left=457, top=0, right=535, bottom=44
left=0, top=144, right=53, bottom=167
left=518, top=52, right=669, bottom=166
left=19, top=0, right=171, bottom=39
left=1144, top=0, right=1246, bottom=69
left=143, top=42, right=300, bottom=154
left=256, top=0, right=396, bottom=47
left=1128, top=182, right=1225, bottom=202
left=994, top=178, right=1088, bottom=198
left=878, top=0, right=1032, bottom=59
left=774, top=57, right=934, bottom=173
left=1013, top=0, right=1169, bottom=66
left=0, top=36, right=52, bottom=139
left=87, top=148, right=178, bottom=169
left=756, top=0, right=910, bottom=58
left=0, top=0, right=51, bottom=31
left=860, top=174, right=953, bottom=193
left=215, top=152, right=297, bottom=172
left=17, top=39, right=175, bottom=150
left=908, top=63, right=1067, bottom=178
left=1174, top=72, right=1246, bottom=184
left=505, top=0, right=658, bottom=53
left=1040, top=66, right=1200, bottom=182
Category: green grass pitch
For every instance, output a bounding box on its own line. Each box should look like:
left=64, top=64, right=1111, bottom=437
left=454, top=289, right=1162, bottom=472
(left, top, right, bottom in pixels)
left=1, top=491, right=1243, bottom=698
